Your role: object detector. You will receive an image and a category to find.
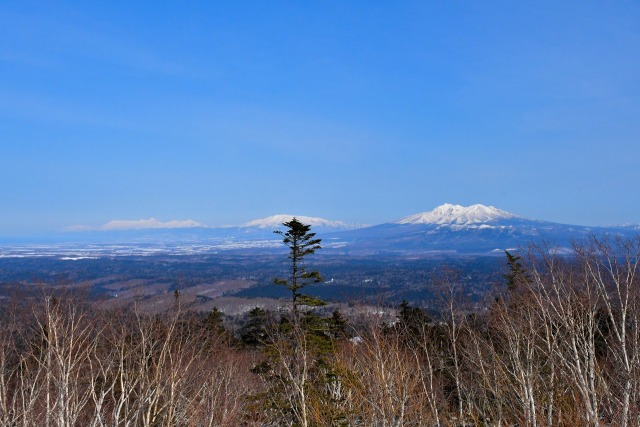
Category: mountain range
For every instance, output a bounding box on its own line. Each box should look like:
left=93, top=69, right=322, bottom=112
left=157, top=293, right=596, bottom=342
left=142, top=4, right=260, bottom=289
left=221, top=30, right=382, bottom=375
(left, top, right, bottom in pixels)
left=326, top=203, right=640, bottom=255
left=3, top=204, right=639, bottom=257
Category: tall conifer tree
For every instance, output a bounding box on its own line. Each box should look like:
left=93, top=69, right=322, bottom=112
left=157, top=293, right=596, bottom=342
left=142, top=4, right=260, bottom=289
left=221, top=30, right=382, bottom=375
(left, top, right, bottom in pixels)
left=274, top=218, right=323, bottom=314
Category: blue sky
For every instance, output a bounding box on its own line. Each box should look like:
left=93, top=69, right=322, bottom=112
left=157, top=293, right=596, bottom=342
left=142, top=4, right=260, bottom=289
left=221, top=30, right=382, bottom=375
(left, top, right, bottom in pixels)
left=1, top=1, right=640, bottom=235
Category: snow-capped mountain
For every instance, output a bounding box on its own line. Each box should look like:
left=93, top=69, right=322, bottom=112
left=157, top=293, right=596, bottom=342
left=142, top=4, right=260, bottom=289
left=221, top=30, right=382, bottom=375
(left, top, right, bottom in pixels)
left=395, top=203, right=517, bottom=226
left=325, top=203, right=639, bottom=255
left=242, top=214, right=360, bottom=231
left=49, top=214, right=363, bottom=248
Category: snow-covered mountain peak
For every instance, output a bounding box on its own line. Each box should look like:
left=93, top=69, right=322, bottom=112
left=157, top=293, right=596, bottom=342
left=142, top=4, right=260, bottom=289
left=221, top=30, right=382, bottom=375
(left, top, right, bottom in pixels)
left=395, top=203, right=518, bottom=226
left=242, top=214, right=358, bottom=230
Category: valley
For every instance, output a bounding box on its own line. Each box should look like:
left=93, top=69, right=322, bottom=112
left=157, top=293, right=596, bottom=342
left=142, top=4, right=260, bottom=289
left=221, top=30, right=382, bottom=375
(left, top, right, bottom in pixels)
left=0, top=252, right=500, bottom=315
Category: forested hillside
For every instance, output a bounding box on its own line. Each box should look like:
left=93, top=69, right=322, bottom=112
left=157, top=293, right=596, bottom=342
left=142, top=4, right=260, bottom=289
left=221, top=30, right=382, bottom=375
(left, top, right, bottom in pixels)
left=0, top=236, right=638, bottom=426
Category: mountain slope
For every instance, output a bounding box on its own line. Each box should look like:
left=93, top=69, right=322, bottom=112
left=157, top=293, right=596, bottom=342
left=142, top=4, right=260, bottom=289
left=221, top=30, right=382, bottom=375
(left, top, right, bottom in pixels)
left=326, top=204, right=637, bottom=255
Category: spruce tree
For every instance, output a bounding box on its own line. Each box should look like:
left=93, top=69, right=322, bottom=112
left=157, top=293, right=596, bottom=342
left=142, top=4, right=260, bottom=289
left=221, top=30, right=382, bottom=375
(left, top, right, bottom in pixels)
left=203, top=307, right=226, bottom=335
left=503, top=250, right=529, bottom=291
left=240, top=307, right=268, bottom=347
left=253, top=218, right=345, bottom=426
left=274, top=218, right=323, bottom=314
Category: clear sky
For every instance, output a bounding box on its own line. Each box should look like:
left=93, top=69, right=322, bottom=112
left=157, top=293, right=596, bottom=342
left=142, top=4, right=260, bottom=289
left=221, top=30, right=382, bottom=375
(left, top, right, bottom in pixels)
left=2, top=1, right=640, bottom=235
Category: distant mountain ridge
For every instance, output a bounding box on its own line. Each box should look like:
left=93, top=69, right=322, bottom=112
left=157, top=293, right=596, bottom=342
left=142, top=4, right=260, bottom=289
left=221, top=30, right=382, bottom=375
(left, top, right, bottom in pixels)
left=3, top=204, right=638, bottom=257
